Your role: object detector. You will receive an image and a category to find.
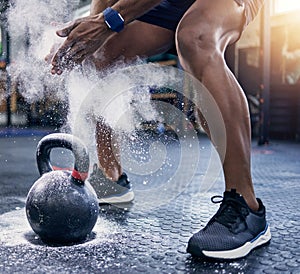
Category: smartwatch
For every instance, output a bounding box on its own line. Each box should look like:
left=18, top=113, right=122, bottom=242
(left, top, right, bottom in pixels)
left=103, top=7, right=125, bottom=33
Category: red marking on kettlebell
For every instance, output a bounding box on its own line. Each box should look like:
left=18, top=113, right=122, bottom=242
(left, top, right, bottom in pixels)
left=71, top=169, right=88, bottom=182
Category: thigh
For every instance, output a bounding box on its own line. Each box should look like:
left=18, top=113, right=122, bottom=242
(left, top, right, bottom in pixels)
left=90, top=20, right=175, bottom=69
left=177, top=0, right=246, bottom=49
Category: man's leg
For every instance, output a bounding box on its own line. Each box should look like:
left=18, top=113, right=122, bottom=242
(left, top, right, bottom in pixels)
left=176, top=0, right=271, bottom=259
left=176, top=0, right=258, bottom=210
left=89, top=21, right=174, bottom=182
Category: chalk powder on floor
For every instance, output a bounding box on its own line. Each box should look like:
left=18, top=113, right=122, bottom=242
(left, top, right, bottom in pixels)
left=0, top=207, right=119, bottom=247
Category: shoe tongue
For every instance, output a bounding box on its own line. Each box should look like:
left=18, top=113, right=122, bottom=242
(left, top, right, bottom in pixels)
left=223, top=189, right=247, bottom=205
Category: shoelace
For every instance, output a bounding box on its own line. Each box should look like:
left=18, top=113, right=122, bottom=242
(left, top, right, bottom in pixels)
left=210, top=195, right=249, bottom=229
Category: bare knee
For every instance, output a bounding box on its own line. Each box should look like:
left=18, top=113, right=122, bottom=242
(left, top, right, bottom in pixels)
left=176, top=23, right=223, bottom=75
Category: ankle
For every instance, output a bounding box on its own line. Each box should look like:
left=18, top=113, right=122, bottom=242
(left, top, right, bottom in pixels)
left=103, top=168, right=122, bottom=182
left=96, top=161, right=122, bottom=181
left=244, top=197, right=259, bottom=211
left=226, top=187, right=259, bottom=211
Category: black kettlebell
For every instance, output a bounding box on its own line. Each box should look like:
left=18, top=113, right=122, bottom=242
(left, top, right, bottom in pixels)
left=25, top=133, right=99, bottom=244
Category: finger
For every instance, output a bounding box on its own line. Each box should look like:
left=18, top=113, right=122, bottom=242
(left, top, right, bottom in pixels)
left=51, top=38, right=75, bottom=65
left=50, top=58, right=83, bottom=75
left=51, top=66, right=63, bottom=75
left=61, top=48, right=88, bottom=69
left=45, top=43, right=60, bottom=63
left=59, top=41, right=88, bottom=63
left=50, top=21, right=64, bottom=27
left=71, top=49, right=88, bottom=64
left=51, top=49, right=87, bottom=75
left=51, top=42, right=86, bottom=72
left=45, top=53, right=51, bottom=63
left=56, top=19, right=82, bottom=37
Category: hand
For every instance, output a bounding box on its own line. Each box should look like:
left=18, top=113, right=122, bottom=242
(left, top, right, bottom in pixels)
left=51, top=14, right=111, bottom=75
left=45, top=42, right=62, bottom=64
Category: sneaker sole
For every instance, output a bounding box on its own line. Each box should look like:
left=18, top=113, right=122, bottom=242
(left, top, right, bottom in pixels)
left=98, top=190, right=135, bottom=204
left=201, top=224, right=271, bottom=260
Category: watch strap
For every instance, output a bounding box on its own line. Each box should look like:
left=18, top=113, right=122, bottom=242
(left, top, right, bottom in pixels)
left=103, top=7, right=124, bottom=33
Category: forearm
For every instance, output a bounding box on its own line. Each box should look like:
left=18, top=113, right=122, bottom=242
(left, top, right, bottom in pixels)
left=112, top=0, right=161, bottom=24
left=51, top=0, right=162, bottom=74
left=90, top=0, right=118, bottom=15
left=93, top=0, right=162, bottom=24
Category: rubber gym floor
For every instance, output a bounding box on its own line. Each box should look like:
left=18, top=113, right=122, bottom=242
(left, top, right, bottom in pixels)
left=0, top=128, right=299, bottom=274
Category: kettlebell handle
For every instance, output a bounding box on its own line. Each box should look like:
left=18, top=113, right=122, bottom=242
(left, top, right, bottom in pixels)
left=36, top=133, right=90, bottom=183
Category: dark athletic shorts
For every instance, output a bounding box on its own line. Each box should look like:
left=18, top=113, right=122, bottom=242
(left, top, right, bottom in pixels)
left=137, top=0, right=264, bottom=31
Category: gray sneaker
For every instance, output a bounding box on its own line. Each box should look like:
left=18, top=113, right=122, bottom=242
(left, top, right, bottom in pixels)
left=88, top=164, right=134, bottom=204
left=187, top=189, right=271, bottom=259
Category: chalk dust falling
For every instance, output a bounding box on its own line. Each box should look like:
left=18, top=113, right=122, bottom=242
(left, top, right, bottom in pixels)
left=6, top=0, right=221, bottom=212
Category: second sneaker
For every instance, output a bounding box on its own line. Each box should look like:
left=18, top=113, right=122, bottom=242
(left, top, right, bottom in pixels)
left=88, top=164, right=134, bottom=204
